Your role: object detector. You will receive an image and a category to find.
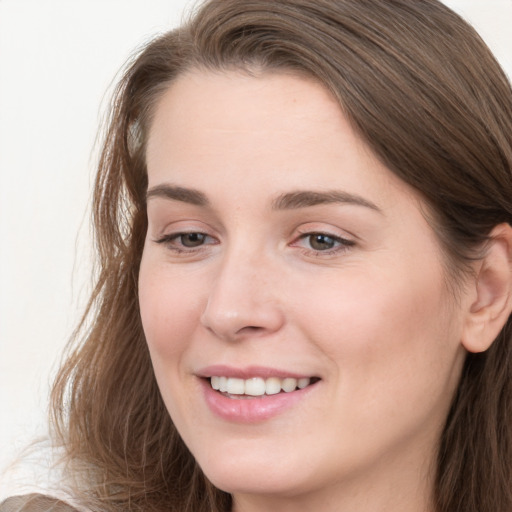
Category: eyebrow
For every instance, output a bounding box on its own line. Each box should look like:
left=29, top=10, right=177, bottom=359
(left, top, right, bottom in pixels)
left=146, top=184, right=381, bottom=212
left=271, top=190, right=381, bottom=212
left=146, top=184, right=208, bottom=206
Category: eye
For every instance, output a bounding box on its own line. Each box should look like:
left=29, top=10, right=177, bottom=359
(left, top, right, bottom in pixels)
left=292, top=231, right=355, bottom=255
left=154, top=231, right=217, bottom=252
left=177, top=232, right=209, bottom=247
left=307, top=233, right=339, bottom=251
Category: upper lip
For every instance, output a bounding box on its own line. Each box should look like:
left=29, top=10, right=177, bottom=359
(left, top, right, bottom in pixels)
left=196, top=364, right=317, bottom=380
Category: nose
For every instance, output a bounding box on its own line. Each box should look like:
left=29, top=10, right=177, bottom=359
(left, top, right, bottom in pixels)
left=200, top=250, right=285, bottom=341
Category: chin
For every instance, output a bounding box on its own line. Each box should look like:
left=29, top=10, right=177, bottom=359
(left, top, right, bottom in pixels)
left=205, top=465, right=308, bottom=499
left=194, top=444, right=314, bottom=498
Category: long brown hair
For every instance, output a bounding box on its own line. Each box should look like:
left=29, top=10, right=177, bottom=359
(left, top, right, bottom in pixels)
left=51, top=1, right=512, bottom=510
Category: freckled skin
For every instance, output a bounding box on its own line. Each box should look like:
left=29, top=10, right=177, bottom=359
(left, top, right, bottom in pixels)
left=138, top=70, right=470, bottom=512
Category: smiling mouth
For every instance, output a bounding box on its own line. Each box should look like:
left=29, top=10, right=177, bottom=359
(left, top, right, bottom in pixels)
left=208, top=376, right=320, bottom=398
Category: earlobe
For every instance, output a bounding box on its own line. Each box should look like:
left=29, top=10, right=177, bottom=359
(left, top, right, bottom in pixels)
left=462, top=223, right=512, bottom=353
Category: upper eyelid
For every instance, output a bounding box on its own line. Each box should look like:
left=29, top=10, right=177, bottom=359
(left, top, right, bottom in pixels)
left=292, top=232, right=355, bottom=247
left=150, top=219, right=217, bottom=238
left=154, top=231, right=217, bottom=243
left=164, top=230, right=354, bottom=247
left=152, top=226, right=355, bottom=241
left=154, top=231, right=353, bottom=258
left=294, top=224, right=357, bottom=241
left=150, top=219, right=358, bottom=246
left=296, top=231, right=352, bottom=241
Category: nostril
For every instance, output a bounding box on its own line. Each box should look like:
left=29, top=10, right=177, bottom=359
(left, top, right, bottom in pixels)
left=236, top=325, right=265, bottom=335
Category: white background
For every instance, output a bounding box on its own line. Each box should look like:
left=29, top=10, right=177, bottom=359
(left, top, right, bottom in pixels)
left=1, top=0, right=511, bottom=498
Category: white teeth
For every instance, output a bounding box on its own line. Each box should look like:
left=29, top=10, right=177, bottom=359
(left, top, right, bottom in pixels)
left=265, top=377, right=282, bottom=395
left=209, top=376, right=312, bottom=396
left=211, top=376, right=220, bottom=390
left=298, top=377, right=310, bottom=389
left=226, top=377, right=245, bottom=395
left=245, top=377, right=266, bottom=396
left=282, top=377, right=298, bottom=392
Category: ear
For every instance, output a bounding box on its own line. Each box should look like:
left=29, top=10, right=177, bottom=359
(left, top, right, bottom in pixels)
left=462, top=223, right=512, bottom=353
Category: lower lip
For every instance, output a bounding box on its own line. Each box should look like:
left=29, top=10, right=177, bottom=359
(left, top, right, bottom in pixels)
left=200, top=378, right=317, bottom=423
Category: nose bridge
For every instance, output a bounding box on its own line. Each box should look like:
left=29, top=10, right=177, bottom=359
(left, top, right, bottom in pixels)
left=200, top=241, right=284, bottom=340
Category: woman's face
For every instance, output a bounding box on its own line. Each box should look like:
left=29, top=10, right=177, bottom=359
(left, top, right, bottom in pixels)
left=139, top=70, right=469, bottom=507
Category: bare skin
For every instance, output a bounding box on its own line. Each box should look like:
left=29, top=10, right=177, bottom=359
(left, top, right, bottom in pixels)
left=139, top=70, right=512, bottom=511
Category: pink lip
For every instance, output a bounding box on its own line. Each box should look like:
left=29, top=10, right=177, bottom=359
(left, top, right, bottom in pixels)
left=197, top=368, right=319, bottom=424
left=196, top=364, right=313, bottom=380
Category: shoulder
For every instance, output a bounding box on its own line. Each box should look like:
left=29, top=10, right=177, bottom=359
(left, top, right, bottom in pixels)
left=0, top=494, right=79, bottom=512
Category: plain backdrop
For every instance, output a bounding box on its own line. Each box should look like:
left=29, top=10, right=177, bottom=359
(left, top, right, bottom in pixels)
left=1, top=0, right=511, bottom=498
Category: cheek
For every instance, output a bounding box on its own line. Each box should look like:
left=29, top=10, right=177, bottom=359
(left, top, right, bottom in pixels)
left=300, top=267, right=441, bottom=344
left=296, top=257, right=461, bottom=400
left=138, top=257, right=207, bottom=427
left=138, top=257, right=203, bottom=360
left=289, top=260, right=465, bottom=465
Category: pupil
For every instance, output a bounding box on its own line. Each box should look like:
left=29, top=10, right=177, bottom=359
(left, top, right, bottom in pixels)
left=310, top=234, right=335, bottom=250
left=181, top=233, right=205, bottom=247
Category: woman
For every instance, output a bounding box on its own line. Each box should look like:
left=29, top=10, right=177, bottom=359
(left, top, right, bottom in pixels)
left=3, top=0, right=512, bottom=510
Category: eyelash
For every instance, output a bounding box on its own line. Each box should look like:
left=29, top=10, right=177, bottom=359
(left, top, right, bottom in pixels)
left=154, top=232, right=218, bottom=253
left=154, top=231, right=355, bottom=256
left=292, top=231, right=355, bottom=256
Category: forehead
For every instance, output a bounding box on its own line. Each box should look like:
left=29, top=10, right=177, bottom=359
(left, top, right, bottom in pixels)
left=146, top=70, right=344, bottom=157
left=145, top=69, right=417, bottom=210
left=147, top=68, right=339, bottom=134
